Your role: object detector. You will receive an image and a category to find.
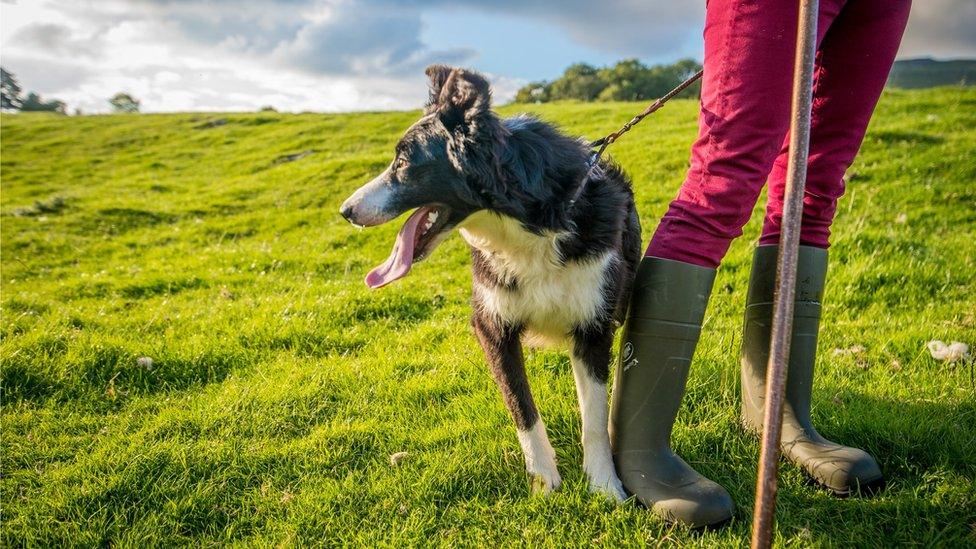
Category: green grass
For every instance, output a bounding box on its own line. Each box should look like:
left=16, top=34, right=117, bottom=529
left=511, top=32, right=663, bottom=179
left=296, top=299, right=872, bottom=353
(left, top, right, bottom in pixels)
left=2, top=88, right=975, bottom=547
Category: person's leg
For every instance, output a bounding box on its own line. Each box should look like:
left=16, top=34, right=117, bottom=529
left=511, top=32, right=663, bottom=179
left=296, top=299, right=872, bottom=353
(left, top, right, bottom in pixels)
left=645, top=0, right=844, bottom=268
left=760, top=0, right=913, bottom=246
left=743, top=0, right=912, bottom=496
left=612, top=0, right=846, bottom=527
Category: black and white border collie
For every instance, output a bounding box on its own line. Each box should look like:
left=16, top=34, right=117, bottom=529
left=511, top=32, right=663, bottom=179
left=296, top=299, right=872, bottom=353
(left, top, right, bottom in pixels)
left=340, top=65, right=641, bottom=501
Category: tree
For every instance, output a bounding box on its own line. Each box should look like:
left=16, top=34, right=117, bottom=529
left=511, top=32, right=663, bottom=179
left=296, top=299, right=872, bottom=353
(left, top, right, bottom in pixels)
left=597, top=59, right=653, bottom=101
left=20, top=92, right=67, bottom=114
left=514, top=81, right=549, bottom=104
left=650, top=58, right=703, bottom=98
left=513, top=58, right=703, bottom=104
left=1, top=67, right=23, bottom=110
left=548, top=63, right=607, bottom=101
left=109, top=92, right=140, bottom=113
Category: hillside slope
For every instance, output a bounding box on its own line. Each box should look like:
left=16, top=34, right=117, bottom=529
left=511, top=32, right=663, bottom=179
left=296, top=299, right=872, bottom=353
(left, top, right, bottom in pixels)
left=1, top=88, right=975, bottom=546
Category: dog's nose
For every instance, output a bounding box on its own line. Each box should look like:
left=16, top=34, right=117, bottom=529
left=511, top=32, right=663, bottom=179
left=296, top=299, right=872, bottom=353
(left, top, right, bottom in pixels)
left=339, top=202, right=354, bottom=223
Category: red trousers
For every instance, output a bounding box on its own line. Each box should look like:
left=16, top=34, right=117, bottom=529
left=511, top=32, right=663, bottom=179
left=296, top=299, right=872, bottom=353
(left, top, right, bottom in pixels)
left=647, top=0, right=912, bottom=267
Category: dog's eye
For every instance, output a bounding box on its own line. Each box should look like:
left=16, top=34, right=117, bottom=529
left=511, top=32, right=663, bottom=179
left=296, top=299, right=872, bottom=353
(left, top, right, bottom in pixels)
left=394, top=157, right=407, bottom=171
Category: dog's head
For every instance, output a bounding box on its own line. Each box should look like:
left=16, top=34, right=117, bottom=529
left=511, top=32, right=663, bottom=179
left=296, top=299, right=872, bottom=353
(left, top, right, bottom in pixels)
left=340, top=65, right=503, bottom=288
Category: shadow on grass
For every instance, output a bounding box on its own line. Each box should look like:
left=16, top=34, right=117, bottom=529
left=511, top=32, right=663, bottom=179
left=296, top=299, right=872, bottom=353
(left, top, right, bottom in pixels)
left=719, top=390, right=974, bottom=545
left=869, top=130, right=945, bottom=146
left=339, top=294, right=439, bottom=326
left=119, top=277, right=207, bottom=299
left=828, top=392, right=976, bottom=478
left=74, top=207, right=179, bottom=236
left=239, top=329, right=366, bottom=358
left=0, top=341, right=244, bottom=405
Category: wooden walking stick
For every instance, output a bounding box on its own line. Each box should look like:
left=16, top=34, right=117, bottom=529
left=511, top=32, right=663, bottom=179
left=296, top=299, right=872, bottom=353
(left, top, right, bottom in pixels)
left=750, top=1, right=819, bottom=548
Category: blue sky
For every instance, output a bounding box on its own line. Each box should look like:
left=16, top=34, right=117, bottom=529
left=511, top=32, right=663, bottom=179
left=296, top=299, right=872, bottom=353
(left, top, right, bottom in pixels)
left=1, top=0, right=972, bottom=113
left=422, top=10, right=619, bottom=81
left=419, top=8, right=700, bottom=82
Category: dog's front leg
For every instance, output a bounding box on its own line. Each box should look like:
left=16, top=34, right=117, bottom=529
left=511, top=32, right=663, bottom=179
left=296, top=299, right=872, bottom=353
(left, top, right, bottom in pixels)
left=571, top=327, right=627, bottom=502
left=471, top=312, right=561, bottom=494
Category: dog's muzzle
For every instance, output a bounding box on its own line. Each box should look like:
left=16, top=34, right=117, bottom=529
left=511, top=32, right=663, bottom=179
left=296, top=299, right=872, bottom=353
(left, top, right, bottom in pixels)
left=340, top=172, right=397, bottom=227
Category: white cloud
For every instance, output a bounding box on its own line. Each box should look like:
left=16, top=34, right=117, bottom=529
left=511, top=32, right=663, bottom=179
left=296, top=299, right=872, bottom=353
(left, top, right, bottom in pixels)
left=0, top=0, right=453, bottom=113
left=153, top=71, right=182, bottom=85
left=899, top=0, right=976, bottom=59
left=0, top=0, right=972, bottom=114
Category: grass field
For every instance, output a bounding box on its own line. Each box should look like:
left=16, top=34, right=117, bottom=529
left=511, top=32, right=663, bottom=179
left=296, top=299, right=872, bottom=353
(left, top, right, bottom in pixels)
left=2, top=87, right=975, bottom=547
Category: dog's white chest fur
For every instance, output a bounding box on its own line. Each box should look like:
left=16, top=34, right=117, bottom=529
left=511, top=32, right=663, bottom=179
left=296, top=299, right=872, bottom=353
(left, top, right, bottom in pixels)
left=460, top=212, right=614, bottom=348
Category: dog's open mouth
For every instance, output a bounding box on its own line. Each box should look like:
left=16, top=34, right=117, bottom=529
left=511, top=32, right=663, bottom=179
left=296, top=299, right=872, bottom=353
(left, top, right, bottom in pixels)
left=365, top=205, right=452, bottom=288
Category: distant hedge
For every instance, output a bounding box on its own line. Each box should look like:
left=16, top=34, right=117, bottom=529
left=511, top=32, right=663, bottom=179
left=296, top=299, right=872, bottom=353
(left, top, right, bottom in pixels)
left=514, top=58, right=702, bottom=104
left=517, top=57, right=975, bottom=105
left=887, top=58, right=975, bottom=89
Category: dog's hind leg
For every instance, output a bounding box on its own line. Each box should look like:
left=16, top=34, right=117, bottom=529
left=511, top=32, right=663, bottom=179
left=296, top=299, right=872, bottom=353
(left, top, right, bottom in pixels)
left=471, top=312, right=561, bottom=494
left=572, top=327, right=627, bottom=502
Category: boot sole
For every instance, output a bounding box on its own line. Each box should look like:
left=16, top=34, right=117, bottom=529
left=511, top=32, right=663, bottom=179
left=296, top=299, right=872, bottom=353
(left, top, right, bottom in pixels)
left=658, top=511, right=734, bottom=531
left=695, top=515, right=734, bottom=531
left=628, top=492, right=735, bottom=530
left=821, top=475, right=886, bottom=498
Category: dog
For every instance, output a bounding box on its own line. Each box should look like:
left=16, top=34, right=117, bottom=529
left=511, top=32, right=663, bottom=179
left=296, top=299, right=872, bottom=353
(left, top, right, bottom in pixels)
left=339, top=65, right=641, bottom=500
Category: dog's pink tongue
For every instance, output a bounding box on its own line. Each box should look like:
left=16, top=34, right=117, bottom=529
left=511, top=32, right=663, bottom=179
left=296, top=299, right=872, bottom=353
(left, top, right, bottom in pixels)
left=365, top=208, right=428, bottom=288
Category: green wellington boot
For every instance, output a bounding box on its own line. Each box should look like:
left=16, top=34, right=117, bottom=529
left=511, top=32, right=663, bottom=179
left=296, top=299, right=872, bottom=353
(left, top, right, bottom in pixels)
left=610, top=257, right=735, bottom=528
left=740, top=245, right=885, bottom=496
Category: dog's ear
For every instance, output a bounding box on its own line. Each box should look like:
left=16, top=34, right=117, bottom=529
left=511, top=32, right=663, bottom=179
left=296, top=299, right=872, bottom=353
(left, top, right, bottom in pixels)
left=425, top=65, right=454, bottom=108
left=424, top=65, right=491, bottom=129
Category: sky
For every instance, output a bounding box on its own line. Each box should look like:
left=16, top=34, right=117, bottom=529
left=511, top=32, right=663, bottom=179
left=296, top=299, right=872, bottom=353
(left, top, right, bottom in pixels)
left=1, top=0, right=974, bottom=114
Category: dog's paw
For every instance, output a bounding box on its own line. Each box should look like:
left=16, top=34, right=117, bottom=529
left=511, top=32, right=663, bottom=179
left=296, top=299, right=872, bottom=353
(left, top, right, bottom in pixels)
left=588, top=473, right=627, bottom=503
left=528, top=467, right=562, bottom=496
left=583, top=452, right=627, bottom=503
